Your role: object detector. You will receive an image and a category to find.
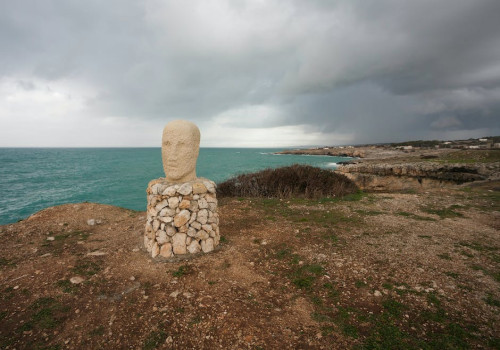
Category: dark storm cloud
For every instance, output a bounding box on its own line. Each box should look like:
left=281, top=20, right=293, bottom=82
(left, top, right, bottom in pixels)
left=0, top=0, right=499, bottom=146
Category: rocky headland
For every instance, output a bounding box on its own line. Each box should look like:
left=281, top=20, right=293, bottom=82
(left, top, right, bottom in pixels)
left=338, top=159, right=499, bottom=191
left=279, top=144, right=500, bottom=192
left=276, top=147, right=366, bottom=158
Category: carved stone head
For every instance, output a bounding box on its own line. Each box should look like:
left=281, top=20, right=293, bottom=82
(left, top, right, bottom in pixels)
left=161, top=120, right=200, bottom=182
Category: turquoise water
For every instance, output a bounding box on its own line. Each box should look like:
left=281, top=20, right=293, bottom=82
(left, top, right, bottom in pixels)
left=0, top=148, right=349, bottom=225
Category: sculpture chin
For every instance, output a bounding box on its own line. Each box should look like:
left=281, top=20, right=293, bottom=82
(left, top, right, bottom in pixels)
left=165, top=170, right=197, bottom=183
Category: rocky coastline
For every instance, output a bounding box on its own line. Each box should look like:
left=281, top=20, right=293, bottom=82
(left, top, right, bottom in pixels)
left=337, top=161, right=499, bottom=191
left=275, top=147, right=365, bottom=158
left=279, top=145, right=500, bottom=191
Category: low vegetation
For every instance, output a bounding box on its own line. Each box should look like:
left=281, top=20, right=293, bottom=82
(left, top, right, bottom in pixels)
left=217, top=164, right=358, bottom=199
left=437, top=149, right=500, bottom=163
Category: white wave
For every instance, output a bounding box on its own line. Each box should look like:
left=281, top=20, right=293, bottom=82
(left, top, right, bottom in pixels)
left=325, top=162, right=338, bottom=168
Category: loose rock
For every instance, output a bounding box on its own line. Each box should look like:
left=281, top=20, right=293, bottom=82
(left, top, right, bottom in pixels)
left=70, top=276, right=84, bottom=284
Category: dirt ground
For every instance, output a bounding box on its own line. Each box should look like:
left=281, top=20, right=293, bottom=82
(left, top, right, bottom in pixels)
left=0, top=181, right=499, bottom=349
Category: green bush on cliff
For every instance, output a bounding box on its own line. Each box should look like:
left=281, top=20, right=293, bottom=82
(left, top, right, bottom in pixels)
left=217, top=164, right=358, bottom=199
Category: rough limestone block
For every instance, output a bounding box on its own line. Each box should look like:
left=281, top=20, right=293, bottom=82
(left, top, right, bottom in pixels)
left=201, top=238, right=214, bottom=253
left=187, top=240, right=202, bottom=254
left=160, top=243, right=173, bottom=258
left=172, top=232, right=187, bottom=255
left=174, top=210, right=190, bottom=227
left=152, top=242, right=160, bottom=258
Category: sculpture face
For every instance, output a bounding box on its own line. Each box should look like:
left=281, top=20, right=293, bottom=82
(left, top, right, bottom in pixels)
left=162, top=120, right=200, bottom=182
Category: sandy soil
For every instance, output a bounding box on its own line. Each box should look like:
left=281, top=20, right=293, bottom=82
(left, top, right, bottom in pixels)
left=1, top=181, right=499, bottom=349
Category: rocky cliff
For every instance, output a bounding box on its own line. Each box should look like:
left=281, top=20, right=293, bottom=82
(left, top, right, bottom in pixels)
left=337, top=162, right=499, bottom=191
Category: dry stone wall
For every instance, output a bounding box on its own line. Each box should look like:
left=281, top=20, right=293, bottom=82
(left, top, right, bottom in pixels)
left=144, top=177, right=219, bottom=258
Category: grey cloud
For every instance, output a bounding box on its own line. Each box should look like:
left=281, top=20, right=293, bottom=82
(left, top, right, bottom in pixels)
left=430, top=116, right=462, bottom=129
left=0, top=0, right=499, bottom=146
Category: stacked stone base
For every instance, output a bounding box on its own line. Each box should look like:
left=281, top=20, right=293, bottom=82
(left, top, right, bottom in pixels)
left=144, top=177, right=219, bottom=258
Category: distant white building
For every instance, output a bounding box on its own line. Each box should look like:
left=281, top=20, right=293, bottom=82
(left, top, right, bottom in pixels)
left=469, top=145, right=480, bottom=149
left=443, top=141, right=452, bottom=145
left=403, top=146, right=413, bottom=150
left=479, top=138, right=488, bottom=142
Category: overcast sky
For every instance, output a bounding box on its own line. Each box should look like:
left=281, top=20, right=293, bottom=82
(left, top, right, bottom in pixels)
left=1, top=0, right=499, bottom=147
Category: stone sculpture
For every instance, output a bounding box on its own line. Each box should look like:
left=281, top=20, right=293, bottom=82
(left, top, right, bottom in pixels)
left=162, top=120, right=200, bottom=182
left=144, top=120, right=219, bottom=258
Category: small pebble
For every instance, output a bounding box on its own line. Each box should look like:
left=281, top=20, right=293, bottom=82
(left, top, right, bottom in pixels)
left=70, top=276, right=84, bottom=284
left=87, top=251, right=106, bottom=256
left=183, top=292, right=193, bottom=298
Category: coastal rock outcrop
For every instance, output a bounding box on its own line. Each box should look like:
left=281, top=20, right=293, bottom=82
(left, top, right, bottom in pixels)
left=337, top=162, right=499, bottom=191
left=276, top=147, right=365, bottom=158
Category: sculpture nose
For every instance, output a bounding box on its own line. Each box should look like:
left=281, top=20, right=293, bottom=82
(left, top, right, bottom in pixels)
left=170, top=142, right=182, bottom=155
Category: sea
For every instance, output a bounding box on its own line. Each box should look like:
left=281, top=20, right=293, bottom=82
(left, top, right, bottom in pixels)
left=0, top=148, right=350, bottom=225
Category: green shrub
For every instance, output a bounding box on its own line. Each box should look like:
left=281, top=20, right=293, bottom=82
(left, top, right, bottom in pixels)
left=217, top=164, right=358, bottom=199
